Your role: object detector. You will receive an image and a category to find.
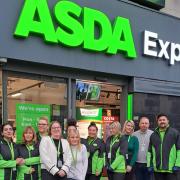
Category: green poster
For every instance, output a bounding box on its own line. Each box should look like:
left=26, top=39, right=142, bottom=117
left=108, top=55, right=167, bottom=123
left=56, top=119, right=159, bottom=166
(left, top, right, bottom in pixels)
left=16, top=103, right=51, bottom=143
left=76, top=107, right=102, bottom=121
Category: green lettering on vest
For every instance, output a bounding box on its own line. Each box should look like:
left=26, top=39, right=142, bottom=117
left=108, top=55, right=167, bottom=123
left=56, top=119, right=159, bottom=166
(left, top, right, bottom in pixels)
left=83, top=7, right=112, bottom=51
left=14, top=0, right=57, bottom=43
left=55, top=1, right=83, bottom=46
left=107, top=17, right=137, bottom=58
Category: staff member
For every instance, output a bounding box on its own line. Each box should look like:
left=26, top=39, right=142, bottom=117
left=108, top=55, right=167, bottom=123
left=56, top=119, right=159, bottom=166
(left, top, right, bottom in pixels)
left=40, top=121, right=72, bottom=180
left=36, top=117, right=49, bottom=142
left=67, top=129, right=88, bottom=180
left=17, top=126, right=41, bottom=180
left=83, top=122, right=105, bottom=180
left=133, top=116, right=153, bottom=180
left=0, top=123, right=24, bottom=180
left=105, top=121, right=128, bottom=180
left=123, top=120, right=139, bottom=180
left=147, top=113, right=180, bottom=180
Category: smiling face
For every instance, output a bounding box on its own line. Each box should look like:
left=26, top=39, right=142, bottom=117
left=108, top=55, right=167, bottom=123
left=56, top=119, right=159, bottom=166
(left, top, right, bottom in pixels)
left=38, top=119, right=48, bottom=134
left=50, top=122, right=62, bottom=139
left=157, top=115, right=169, bottom=130
left=124, top=122, right=134, bottom=135
left=68, top=132, right=80, bottom=146
left=2, top=124, right=13, bottom=140
left=139, top=117, right=150, bottom=132
left=88, top=126, right=98, bottom=138
left=24, top=128, right=34, bottom=143
left=110, top=122, right=121, bottom=136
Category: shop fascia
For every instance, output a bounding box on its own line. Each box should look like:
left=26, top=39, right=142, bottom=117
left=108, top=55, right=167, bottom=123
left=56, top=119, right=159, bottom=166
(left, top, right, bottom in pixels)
left=14, top=0, right=137, bottom=59
left=144, top=30, right=180, bottom=65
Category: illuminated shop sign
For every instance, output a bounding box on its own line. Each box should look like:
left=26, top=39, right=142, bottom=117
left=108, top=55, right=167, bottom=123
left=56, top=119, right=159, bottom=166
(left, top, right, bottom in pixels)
left=14, top=0, right=137, bottom=59
left=144, top=30, right=180, bottom=65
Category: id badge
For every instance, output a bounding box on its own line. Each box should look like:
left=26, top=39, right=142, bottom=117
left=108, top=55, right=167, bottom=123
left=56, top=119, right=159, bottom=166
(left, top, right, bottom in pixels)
left=87, top=152, right=90, bottom=158
left=108, top=153, right=111, bottom=159
left=141, top=146, right=145, bottom=152
left=58, top=160, right=62, bottom=168
left=13, top=167, right=16, bottom=171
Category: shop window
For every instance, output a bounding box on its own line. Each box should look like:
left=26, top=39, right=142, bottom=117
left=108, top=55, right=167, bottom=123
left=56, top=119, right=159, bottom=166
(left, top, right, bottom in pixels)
left=7, top=76, right=67, bottom=142
left=76, top=80, right=122, bottom=141
left=133, top=93, right=180, bottom=132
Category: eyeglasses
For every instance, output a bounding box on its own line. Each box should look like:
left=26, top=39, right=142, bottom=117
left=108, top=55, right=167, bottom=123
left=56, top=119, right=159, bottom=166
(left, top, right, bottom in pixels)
left=38, top=123, right=48, bottom=126
left=4, top=128, right=13, bottom=131
left=51, top=127, right=61, bottom=130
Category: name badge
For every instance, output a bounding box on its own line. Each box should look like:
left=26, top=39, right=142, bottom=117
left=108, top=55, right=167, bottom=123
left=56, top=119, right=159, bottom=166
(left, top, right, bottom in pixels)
left=13, top=167, right=16, bottom=171
left=108, top=153, right=111, bottom=159
left=58, top=160, right=63, bottom=168
left=141, top=146, right=145, bottom=152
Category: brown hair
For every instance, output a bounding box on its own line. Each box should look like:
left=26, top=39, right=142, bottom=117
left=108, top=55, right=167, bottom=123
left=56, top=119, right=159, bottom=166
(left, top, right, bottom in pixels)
left=22, top=126, right=37, bottom=144
left=48, top=121, right=61, bottom=136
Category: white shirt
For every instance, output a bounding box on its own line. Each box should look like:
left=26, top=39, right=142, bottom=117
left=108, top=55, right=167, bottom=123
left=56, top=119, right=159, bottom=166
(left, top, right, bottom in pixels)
left=67, top=144, right=88, bottom=180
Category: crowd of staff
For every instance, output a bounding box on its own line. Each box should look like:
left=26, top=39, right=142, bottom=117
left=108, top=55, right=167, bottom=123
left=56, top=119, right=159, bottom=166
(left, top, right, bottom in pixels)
left=0, top=114, right=179, bottom=180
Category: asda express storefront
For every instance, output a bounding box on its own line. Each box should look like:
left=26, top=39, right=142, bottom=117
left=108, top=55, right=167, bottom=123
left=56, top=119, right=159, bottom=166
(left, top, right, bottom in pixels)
left=0, top=0, right=180, bottom=138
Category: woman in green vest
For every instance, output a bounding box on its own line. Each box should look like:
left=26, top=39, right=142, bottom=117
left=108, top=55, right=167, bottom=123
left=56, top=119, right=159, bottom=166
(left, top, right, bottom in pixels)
left=105, top=121, right=128, bottom=180
left=83, top=122, right=105, bottom=180
left=123, top=120, right=139, bottom=180
left=17, top=126, right=41, bottom=180
left=0, top=123, right=24, bottom=180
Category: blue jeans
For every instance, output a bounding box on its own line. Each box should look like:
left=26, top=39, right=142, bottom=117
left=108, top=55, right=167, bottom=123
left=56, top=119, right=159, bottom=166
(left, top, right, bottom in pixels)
left=135, top=163, right=152, bottom=180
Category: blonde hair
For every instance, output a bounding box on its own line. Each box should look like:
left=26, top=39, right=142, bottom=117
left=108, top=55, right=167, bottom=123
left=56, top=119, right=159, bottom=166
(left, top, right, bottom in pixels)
left=68, top=129, right=81, bottom=150
left=110, top=121, right=121, bottom=135
left=122, top=120, right=135, bottom=134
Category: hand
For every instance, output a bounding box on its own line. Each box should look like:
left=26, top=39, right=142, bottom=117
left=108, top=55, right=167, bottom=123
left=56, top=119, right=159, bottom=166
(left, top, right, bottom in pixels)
left=126, top=165, right=132, bottom=172
left=148, top=167, right=154, bottom=173
left=58, top=169, right=66, bottom=177
left=29, top=168, right=35, bottom=174
left=95, top=171, right=99, bottom=176
left=172, top=166, right=180, bottom=172
left=16, top=158, right=25, bottom=165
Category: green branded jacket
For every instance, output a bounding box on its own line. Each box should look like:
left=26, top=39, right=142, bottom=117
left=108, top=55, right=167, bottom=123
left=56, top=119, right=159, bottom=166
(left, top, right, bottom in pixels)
left=82, top=137, right=105, bottom=175
left=147, top=127, right=180, bottom=172
left=105, top=135, right=128, bottom=173
left=17, top=143, right=41, bottom=180
left=0, top=138, right=19, bottom=180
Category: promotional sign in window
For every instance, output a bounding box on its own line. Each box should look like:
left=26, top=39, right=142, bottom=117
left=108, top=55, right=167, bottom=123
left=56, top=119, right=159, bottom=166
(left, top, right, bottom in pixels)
left=16, top=103, right=51, bottom=143
left=76, top=108, right=102, bottom=138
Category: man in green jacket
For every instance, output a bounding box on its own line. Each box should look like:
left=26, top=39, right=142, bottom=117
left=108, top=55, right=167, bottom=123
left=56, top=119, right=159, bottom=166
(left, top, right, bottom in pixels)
left=147, top=113, right=180, bottom=180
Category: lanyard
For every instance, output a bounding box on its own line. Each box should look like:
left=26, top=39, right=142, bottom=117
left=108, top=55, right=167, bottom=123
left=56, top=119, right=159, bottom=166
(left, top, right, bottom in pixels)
left=128, top=135, right=131, bottom=143
left=5, top=140, right=14, bottom=160
left=26, top=144, right=34, bottom=158
left=51, top=138, right=61, bottom=158
left=70, top=147, right=78, bottom=167
left=110, top=136, right=119, bottom=153
left=88, top=137, right=97, bottom=145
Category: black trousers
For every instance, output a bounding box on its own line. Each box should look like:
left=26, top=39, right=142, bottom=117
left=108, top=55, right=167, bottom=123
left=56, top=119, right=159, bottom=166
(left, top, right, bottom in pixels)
left=124, top=168, right=135, bottom=180
left=135, top=163, right=152, bottom=180
left=154, top=172, right=177, bottom=180
left=41, top=169, right=67, bottom=180
left=85, top=174, right=101, bottom=180
left=107, top=171, right=125, bottom=180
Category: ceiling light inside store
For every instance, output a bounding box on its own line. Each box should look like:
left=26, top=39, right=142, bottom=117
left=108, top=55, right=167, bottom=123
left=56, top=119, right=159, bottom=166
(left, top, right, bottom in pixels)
left=11, top=92, right=22, bottom=97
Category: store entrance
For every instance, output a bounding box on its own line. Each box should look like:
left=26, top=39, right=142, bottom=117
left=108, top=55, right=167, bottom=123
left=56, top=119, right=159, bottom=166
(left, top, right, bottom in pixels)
left=76, top=80, right=122, bottom=141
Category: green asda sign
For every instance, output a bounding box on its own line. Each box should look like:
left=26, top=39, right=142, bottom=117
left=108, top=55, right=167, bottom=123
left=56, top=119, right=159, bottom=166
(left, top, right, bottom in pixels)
left=16, top=103, right=51, bottom=143
left=14, top=0, right=137, bottom=58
